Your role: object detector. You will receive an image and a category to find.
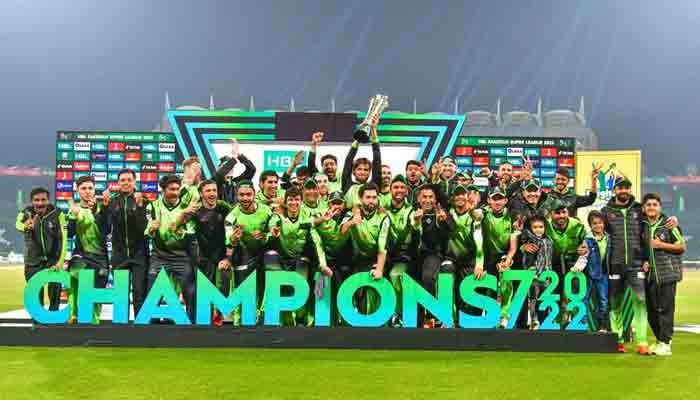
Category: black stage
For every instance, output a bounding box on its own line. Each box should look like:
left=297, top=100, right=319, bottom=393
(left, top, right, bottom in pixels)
left=0, top=321, right=617, bottom=352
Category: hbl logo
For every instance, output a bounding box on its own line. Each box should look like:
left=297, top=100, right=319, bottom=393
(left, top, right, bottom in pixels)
left=263, top=150, right=307, bottom=173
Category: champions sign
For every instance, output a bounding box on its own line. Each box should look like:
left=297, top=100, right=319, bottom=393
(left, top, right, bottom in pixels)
left=25, top=269, right=588, bottom=329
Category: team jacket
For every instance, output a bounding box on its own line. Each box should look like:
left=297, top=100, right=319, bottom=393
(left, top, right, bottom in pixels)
left=601, top=196, right=646, bottom=274
left=15, top=205, right=67, bottom=268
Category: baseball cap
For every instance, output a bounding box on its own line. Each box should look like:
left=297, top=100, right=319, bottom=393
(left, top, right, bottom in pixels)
left=391, top=174, right=408, bottom=185
left=549, top=199, right=568, bottom=212
left=613, top=176, right=632, bottom=188
left=328, top=191, right=344, bottom=204
left=523, top=179, right=541, bottom=191
left=303, top=179, right=318, bottom=189
left=489, top=187, right=507, bottom=199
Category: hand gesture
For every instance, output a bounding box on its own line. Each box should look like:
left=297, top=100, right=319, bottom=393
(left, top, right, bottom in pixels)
left=351, top=207, right=362, bottom=226
left=320, top=265, right=333, bottom=277
left=150, top=219, right=161, bottom=234
left=321, top=209, right=334, bottom=223
left=218, top=259, right=232, bottom=271
left=251, top=229, right=265, bottom=241
left=134, top=192, right=144, bottom=208
left=370, top=268, right=383, bottom=280
left=25, top=214, right=36, bottom=231
left=430, top=161, right=442, bottom=177
left=231, top=225, right=244, bottom=243
left=68, top=199, right=81, bottom=217
left=591, top=162, right=603, bottom=178
left=577, top=243, right=589, bottom=256
left=473, top=265, right=485, bottom=280
left=419, top=158, right=427, bottom=175
left=523, top=243, right=539, bottom=254
left=480, top=167, right=491, bottom=177
left=641, top=261, right=650, bottom=273
left=102, top=188, right=111, bottom=206
left=185, top=200, right=201, bottom=215
left=231, top=138, right=240, bottom=159
left=436, top=204, right=447, bottom=222
left=293, top=150, right=304, bottom=167
left=512, top=215, right=524, bottom=231
left=270, top=226, right=281, bottom=238
left=413, top=208, right=424, bottom=224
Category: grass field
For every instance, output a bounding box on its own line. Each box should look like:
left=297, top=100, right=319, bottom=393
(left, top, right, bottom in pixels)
left=1, top=265, right=699, bottom=399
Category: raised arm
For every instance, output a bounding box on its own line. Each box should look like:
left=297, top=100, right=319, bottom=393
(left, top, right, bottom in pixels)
left=342, top=142, right=359, bottom=194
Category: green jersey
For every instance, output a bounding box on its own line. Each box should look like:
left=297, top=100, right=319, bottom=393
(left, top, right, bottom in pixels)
left=447, top=208, right=483, bottom=268
left=344, top=209, right=390, bottom=261
left=302, top=199, right=328, bottom=222
left=482, top=207, right=512, bottom=260
left=316, top=215, right=350, bottom=258
left=68, top=205, right=107, bottom=258
left=180, top=182, right=200, bottom=206
left=379, top=190, right=392, bottom=210
left=386, top=201, right=413, bottom=255
left=344, top=183, right=363, bottom=209
left=255, top=189, right=285, bottom=209
left=224, top=203, right=273, bottom=255
left=327, top=178, right=342, bottom=194
left=146, top=197, right=194, bottom=258
left=546, top=217, right=586, bottom=265
left=269, top=211, right=326, bottom=267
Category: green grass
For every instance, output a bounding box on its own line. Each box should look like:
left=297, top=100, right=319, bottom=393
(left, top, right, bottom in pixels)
left=1, top=266, right=699, bottom=399
left=0, top=265, right=25, bottom=312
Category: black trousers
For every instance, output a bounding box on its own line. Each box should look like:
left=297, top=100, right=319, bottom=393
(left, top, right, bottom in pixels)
left=148, top=258, right=197, bottom=323
left=114, top=260, right=148, bottom=318
left=24, top=264, right=61, bottom=311
left=646, top=279, right=677, bottom=344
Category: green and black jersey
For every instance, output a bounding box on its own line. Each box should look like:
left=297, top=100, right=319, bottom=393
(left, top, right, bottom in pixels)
left=343, top=209, right=390, bottom=261
left=224, top=203, right=273, bottom=256
left=146, top=197, right=194, bottom=261
left=546, top=217, right=586, bottom=271
left=268, top=211, right=326, bottom=267
left=386, top=201, right=413, bottom=256
left=67, top=204, right=108, bottom=267
left=447, top=208, right=483, bottom=268
left=316, top=215, right=350, bottom=259
left=481, top=207, right=513, bottom=263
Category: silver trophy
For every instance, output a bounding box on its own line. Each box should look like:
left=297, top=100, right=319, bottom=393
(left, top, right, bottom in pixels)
left=354, top=94, right=389, bottom=143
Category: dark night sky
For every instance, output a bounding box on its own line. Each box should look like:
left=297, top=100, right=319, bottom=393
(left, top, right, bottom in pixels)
left=1, top=0, right=699, bottom=174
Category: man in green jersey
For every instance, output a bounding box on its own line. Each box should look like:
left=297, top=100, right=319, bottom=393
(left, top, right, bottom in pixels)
left=315, top=191, right=352, bottom=324
left=313, top=173, right=330, bottom=203
left=384, top=175, right=414, bottom=327
left=340, top=182, right=390, bottom=314
left=544, top=200, right=586, bottom=327
left=341, top=114, right=382, bottom=208
left=255, top=170, right=285, bottom=211
left=307, top=131, right=342, bottom=194
left=66, top=176, right=109, bottom=324
left=404, top=160, right=425, bottom=206
left=16, top=187, right=67, bottom=313
left=265, top=187, right=329, bottom=326
left=222, top=181, right=273, bottom=324
left=145, top=175, right=197, bottom=322
left=379, top=164, right=393, bottom=210
left=481, top=187, right=514, bottom=328
left=446, top=184, right=484, bottom=318
left=301, top=178, right=328, bottom=224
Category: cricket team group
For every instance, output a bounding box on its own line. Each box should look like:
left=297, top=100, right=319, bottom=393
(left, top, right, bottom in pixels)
left=17, top=116, right=685, bottom=356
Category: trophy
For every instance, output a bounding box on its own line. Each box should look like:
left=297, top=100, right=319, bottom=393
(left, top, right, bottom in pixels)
left=354, top=94, right=389, bottom=143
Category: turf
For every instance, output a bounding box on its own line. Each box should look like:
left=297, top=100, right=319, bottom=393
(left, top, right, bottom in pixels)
left=1, top=266, right=699, bottom=399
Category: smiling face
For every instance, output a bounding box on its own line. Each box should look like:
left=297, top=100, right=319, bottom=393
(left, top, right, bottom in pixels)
left=554, top=173, right=569, bottom=192
left=406, top=164, right=421, bottom=184
left=262, top=175, right=279, bottom=197
left=163, top=182, right=181, bottom=204
left=118, top=171, right=136, bottom=194
left=237, top=187, right=255, bottom=210
left=551, top=208, right=569, bottom=228
left=31, top=192, right=49, bottom=214
left=614, top=184, right=632, bottom=204
left=498, top=163, right=513, bottom=181
left=524, top=187, right=541, bottom=205
left=286, top=194, right=302, bottom=215
left=530, top=220, right=546, bottom=238
left=488, top=195, right=507, bottom=212
left=643, top=198, right=661, bottom=219
left=314, top=174, right=329, bottom=196
left=381, top=165, right=392, bottom=187
left=419, top=188, right=436, bottom=211
left=354, top=161, right=370, bottom=183
left=452, top=192, right=467, bottom=209
left=322, top=158, right=337, bottom=180
left=200, top=183, right=218, bottom=207
left=441, top=158, right=456, bottom=180
left=361, top=188, right=378, bottom=213
left=390, top=181, right=408, bottom=204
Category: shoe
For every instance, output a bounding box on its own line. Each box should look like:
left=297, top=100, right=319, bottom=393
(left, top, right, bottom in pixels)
left=530, top=321, right=540, bottom=330
left=67, top=316, right=77, bottom=325
left=497, top=317, right=509, bottom=329
left=423, top=318, right=436, bottom=329
left=653, top=342, right=672, bottom=356
left=212, top=312, right=223, bottom=327
left=390, top=314, right=403, bottom=328
left=617, top=343, right=626, bottom=353
left=636, top=345, right=652, bottom=355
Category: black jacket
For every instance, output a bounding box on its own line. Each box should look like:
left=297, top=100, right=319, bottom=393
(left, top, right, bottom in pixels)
left=16, top=205, right=66, bottom=267
left=601, top=196, right=646, bottom=273
left=215, top=154, right=256, bottom=204
left=105, top=193, right=149, bottom=267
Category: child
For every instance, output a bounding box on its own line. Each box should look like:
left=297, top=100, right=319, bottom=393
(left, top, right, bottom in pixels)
left=641, top=193, right=685, bottom=356
left=578, top=211, right=611, bottom=332
left=505, top=214, right=553, bottom=330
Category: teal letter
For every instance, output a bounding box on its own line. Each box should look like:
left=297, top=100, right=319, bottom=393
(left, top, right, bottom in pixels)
left=458, top=274, right=500, bottom=328
left=313, top=272, right=332, bottom=327
left=77, top=269, right=129, bottom=324
left=134, top=269, right=191, bottom=325
left=502, top=269, right=535, bottom=329
left=24, top=269, right=70, bottom=324
left=336, top=272, right=395, bottom=327
left=402, top=273, right=454, bottom=328
left=263, top=271, right=309, bottom=326
left=564, top=272, right=588, bottom=331
left=196, top=270, right=257, bottom=326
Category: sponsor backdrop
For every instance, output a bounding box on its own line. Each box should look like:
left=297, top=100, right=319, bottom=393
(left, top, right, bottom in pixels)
left=54, top=131, right=179, bottom=210
left=451, top=136, right=577, bottom=190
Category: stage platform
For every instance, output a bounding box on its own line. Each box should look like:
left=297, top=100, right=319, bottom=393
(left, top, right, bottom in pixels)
left=0, top=322, right=617, bottom=352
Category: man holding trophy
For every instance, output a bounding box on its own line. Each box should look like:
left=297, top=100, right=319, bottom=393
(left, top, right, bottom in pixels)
left=341, top=94, right=389, bottom=209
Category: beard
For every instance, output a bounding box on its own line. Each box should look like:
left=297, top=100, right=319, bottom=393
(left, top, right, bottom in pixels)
left=363, top=203, right=377, bottom=213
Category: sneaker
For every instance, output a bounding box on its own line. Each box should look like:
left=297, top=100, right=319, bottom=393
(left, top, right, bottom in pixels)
left=530, top=320, right=540, bottom=330
left=67, top=316, right=77, bottom=325
left=653, top=342, right=672, bottom=356
left=423, top=318, right=436, bottom=329
left=497, top=317, right=509, bottom=329
left=212, top=312, right=223, bottom=327
left=636, top=345, right=652, bottom=355
left=390, top=314, right=403, bottom=328
left=617, top=343, right=626, bottom=353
